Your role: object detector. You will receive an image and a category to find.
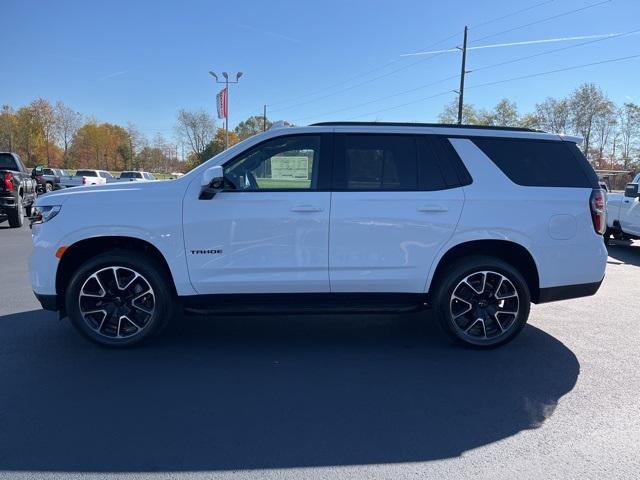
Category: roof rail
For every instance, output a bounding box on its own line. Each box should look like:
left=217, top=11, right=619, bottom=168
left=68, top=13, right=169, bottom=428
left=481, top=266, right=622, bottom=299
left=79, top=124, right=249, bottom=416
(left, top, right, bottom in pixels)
left=310, top=121, right=542, bottom=133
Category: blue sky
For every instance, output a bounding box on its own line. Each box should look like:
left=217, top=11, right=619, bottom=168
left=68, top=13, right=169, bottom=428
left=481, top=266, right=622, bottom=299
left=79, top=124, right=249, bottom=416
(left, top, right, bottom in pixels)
left=2, top=0, right=639, bottom=139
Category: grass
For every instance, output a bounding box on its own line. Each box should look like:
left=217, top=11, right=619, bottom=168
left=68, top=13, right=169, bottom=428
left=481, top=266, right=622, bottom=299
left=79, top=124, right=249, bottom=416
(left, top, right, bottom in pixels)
left=256, top=178, right=310, bottom=189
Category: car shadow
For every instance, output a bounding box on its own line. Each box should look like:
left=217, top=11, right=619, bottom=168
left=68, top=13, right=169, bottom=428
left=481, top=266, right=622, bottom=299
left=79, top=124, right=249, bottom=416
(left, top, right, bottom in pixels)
left=607, top=242, right=640, bottom=267
left=0, top=309, right=579, bottom=472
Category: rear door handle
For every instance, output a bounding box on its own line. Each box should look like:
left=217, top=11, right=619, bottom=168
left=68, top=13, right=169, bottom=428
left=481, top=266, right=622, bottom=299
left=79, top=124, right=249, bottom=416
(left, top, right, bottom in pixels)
left=291, top=205, right=323, bottom=213
left=418, top=205, right=448, bottom=213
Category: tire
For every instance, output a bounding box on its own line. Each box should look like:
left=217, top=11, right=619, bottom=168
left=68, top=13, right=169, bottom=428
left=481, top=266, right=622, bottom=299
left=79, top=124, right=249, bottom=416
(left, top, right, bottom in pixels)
left=45, top=182, right=53, bottom=192
left=65, top=250, right=175, bottom=347
left=7, top=195, right=24, bottom=228
left=434, top=255, right=531, bottom=349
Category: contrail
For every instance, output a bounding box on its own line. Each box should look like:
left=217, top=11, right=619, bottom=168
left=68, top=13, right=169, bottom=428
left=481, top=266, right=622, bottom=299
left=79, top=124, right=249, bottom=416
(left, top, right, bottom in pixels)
left=400, top=32, right=636, bottom=57
left=99, top=70, right=128, bottom=80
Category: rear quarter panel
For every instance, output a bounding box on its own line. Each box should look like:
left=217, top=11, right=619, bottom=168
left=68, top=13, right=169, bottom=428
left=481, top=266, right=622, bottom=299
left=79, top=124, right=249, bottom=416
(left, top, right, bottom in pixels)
left=425, top=138, right=607, bottom=292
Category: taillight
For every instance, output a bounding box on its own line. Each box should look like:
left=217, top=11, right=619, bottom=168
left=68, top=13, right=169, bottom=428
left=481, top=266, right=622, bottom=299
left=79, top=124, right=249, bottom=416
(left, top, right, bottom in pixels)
left=590, top=189, right=606, bottom=235
left=3, top=172, right=13, bottom=191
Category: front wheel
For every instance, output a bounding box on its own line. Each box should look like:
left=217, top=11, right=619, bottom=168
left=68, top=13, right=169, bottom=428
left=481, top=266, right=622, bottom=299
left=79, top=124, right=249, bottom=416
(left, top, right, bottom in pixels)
left=434, top=255, right=531, bottom=348
left=65, top=250, right=175, bottom=347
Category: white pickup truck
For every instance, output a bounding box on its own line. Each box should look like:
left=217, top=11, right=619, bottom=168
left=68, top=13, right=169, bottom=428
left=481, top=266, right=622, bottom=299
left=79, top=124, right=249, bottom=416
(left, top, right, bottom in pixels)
left=59, top=169, right=114, bottom=188
left=605, top=173, right=640, bottom=243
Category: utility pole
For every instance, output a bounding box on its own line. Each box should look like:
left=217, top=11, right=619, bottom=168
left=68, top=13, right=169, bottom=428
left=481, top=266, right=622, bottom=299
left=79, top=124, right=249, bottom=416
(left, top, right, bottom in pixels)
left=209, top=71, right=243, bottom=150
left=457, top=25, right=468, bottom=125
left=263, top=105, right=267, bottom=131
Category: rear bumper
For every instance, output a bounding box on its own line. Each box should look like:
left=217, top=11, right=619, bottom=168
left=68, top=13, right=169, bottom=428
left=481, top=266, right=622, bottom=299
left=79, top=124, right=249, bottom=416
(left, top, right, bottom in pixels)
left=0, top=194, right=17, bottom=209
left=34, top=292, right=59, bottom=311
left=536, top=278, right=603, bottom=304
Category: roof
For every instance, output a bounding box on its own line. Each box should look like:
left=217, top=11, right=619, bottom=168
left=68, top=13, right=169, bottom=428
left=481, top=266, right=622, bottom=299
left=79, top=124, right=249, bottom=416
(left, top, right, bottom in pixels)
left=310, top=121, right=542, bottom=133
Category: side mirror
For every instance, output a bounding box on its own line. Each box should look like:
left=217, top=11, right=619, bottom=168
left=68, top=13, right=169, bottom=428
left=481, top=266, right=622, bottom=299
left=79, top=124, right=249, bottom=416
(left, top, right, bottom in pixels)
left=200, top=165, right=224, bottom=200
left=624, top=183, right=639, bottom=198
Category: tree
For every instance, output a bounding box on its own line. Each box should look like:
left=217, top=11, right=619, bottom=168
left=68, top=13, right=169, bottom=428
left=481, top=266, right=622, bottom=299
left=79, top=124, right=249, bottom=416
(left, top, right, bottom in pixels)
left=0, top=105, right=16, bottom=152
left=568, top=83, right=611, bottom=158
left=535, top=97, right=571, bottom=134
left=235, top=115, right=272, bottom=140
left=194, top=129, right=240, bottom=168
left=71, top=121, right=129, bottom=170
left=30, top=98, right=57, bottom=166
left=618, top=102, right=640, bottom=168
left=175, top=109, right=216, bottom=163
left=591, top=99, right=617, bottom=168
left=125, top=122, right=146, bottom=170
left=54, top=101, right=82, bottom=168
left=491, top=99, right=520, bottom=127
left=437, top=99, right=478, bottom=124
left=14, top=106, right=42, bottom=165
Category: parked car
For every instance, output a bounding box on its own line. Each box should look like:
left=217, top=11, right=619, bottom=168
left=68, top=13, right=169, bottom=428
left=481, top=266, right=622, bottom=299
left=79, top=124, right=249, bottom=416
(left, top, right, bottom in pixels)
left=116, top=171, right=156, bottom=182
left=0, top=152, right=37, bottom=228
left=31, top=166, right=63, bottom=193
left=59, top=169, right=112, bottom=188
left=29, top=122, right=607, bottom=348
left=605, top=173, right=640, bottom=243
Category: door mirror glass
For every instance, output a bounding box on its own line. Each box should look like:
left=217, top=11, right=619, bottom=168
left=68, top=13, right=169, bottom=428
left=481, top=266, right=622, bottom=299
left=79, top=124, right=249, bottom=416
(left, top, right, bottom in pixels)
left=200, top=165, right=224, bottom=199
left=624, top=183, right=639, bottom=198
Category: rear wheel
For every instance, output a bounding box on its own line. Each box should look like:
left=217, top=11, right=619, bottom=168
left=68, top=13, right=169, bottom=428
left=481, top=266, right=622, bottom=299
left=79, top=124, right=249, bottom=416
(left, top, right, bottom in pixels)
left=65, top=250, right=175, bottom=347
left=7, top=195, right=24, bottom=228
left=434, top=255, right=531, bottom=348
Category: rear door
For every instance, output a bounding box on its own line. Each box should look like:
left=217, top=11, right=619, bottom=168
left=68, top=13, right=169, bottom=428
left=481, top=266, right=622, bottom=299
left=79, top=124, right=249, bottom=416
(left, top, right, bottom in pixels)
left=329, top=133, right=465, bottom=293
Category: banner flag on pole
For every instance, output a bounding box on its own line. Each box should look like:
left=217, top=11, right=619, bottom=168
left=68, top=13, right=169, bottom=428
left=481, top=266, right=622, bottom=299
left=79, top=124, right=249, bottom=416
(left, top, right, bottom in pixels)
left=216, top=88, right=228, bottom=119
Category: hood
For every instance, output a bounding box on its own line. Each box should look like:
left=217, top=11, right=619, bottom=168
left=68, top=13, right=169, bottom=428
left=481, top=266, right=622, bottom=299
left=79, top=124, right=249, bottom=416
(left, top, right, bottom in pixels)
left=35, top=179, right=176, bottom=207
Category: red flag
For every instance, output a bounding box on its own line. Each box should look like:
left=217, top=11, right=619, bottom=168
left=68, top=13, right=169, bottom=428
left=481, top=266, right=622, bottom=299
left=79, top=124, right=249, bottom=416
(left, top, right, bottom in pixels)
left=216, top=88, right=228, bottom=119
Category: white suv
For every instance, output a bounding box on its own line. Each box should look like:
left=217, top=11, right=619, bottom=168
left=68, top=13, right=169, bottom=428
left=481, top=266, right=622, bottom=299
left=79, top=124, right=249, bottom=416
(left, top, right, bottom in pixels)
left=29, top=122, right=607, bottom=348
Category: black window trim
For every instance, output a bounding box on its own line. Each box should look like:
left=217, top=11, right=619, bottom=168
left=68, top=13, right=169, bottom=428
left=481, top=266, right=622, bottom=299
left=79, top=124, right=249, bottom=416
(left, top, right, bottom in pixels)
left=220, top=133, right=331, bottom=193
left=331, top=132, right=470, bottom=193
left=461, top=134, right=597, bottom=189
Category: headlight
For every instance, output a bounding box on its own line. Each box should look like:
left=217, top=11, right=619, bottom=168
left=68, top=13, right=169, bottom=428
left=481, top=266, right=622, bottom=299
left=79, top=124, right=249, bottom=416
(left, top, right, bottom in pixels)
left=30, top=205, right=61, bottom=226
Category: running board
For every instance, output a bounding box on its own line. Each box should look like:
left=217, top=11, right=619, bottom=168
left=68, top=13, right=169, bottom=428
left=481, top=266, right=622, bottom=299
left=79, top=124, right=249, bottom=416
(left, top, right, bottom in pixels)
left=181, top=292, right=429, bottom=316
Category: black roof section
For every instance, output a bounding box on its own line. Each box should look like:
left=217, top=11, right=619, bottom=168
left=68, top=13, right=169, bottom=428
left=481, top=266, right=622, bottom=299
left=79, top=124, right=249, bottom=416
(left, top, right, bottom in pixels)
left=310, top=121, right=542, bottom=133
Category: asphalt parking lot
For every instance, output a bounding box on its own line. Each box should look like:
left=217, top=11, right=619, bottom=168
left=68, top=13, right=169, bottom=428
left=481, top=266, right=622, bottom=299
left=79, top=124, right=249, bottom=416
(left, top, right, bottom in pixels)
left=1, top=222, right=639, bottom=480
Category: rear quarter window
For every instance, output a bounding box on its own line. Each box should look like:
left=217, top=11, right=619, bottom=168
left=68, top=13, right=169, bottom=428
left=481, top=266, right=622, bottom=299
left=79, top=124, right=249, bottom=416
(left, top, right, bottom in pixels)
left=471, top=137, right=597, bottom=188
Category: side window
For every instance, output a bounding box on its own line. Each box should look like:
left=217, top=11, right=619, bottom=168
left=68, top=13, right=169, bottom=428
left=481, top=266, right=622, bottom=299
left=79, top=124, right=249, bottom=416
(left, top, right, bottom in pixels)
left=334, top=134, right=417, bottom=190
left=472, top=137, right=594, bottom=188
left=417, top=136, right=448, bottom=191
left=101, top=171, right=114, bottom=179
left=224, top=135, right=320, bottom=191
left=43, top=168, right=54, bottom=175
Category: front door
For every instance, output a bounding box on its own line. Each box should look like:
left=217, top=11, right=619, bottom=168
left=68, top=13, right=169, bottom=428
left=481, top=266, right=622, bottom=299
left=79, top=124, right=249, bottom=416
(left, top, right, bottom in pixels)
left=183, top=134, right=331, bottom=294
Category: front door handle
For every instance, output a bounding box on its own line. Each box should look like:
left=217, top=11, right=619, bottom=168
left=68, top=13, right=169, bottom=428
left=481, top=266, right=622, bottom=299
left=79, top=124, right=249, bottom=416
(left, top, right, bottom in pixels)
left=291, top=205, right=323, bottom=213
left=418, top=205, right=448, bottom=213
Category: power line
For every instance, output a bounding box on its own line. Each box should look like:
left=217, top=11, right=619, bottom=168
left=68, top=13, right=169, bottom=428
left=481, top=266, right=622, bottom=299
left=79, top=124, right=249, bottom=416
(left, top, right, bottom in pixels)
left=267, top=0, right=556, bottom=109
left=470, top=0, right=556, bottom=30
left=294, top=73, right=460, bottom=123
left=298, top=28, right=637, bottom=123
left=342, top=53, right=639, bottom=121
left=471, top=0, right=612, bottom=44
left=471, top=29, right=640, bottom=74
left=466, top=53, right=640, bottom=90
left=270, top=51, right=449, bottom=114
